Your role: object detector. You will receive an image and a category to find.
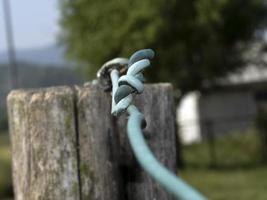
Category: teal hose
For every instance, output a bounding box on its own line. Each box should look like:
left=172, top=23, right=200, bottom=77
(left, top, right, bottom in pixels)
left=127, top=105, right=207, bottom=200
left=106, top=49, right=208, bottom=200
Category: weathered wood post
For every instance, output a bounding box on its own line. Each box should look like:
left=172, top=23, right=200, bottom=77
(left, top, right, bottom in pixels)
left=7, top=82, right=178, bottom=200
left=7, top=87, right=80, bottom=200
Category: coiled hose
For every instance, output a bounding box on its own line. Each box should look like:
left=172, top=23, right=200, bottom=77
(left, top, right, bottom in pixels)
left=105, top=49, right=207, bottom=200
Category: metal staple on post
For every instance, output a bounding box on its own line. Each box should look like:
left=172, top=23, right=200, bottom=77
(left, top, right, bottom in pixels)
left=98, top=49, right=208, bottom=200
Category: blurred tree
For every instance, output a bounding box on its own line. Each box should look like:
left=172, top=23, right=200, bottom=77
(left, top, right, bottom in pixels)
left=60, top=0, right=267, bottom=94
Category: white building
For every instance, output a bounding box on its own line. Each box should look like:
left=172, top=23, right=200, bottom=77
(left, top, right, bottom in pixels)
left=178, top=42, right=267, bottom=144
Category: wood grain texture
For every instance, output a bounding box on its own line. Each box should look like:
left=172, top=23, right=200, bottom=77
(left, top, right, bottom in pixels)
left=76, top=83, right=123, bottom=200
left=7, top=87, right=80, bottom=200
left=116, top=83, right=178, bottom=200
left=8, top=83, right=178, bottom=200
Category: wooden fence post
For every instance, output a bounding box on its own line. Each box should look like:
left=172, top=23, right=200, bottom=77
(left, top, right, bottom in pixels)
left=7, top=82, right=178, bottom=200
left=7, top=87, right=80, bottom=200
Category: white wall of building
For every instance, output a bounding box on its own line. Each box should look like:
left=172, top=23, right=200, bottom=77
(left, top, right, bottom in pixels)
left=198, top=90, right=257, bottom=137
left=177, top=90, right=258, bottom=144
left=177, top=92, right=201, bottom=144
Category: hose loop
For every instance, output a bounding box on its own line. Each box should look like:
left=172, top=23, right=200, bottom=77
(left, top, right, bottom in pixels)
left=112, top=49, right=154, bottom=115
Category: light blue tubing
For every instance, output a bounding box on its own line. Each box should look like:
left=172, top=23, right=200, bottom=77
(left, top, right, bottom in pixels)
left=106, top=49, right=207, bottom=200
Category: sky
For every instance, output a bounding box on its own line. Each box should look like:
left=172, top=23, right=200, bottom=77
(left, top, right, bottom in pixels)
left=0, top=0, right=59, bottom=52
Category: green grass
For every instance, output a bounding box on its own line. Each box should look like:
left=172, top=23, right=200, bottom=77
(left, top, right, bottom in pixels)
left=181, top=167, right=267, bottom=200
left=183, top=130, right=263, bottom=168
left=0, top=133, right=13, bottom=199
left=180, top=130, right=267, bottom=200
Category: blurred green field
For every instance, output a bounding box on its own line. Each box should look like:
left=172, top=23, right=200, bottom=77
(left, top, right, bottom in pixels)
left=181, top=167, right=267, bottom=200
left=0, top=133, right=13, bottom=200
left=183, top=130, right=263, bottom=168
left=0, top=130, right=267, bottom=199
left=181, top=130, right=267, bottom=200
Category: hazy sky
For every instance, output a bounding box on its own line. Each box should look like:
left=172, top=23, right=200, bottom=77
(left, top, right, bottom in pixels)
left=0, top=0, right=59, bottom=52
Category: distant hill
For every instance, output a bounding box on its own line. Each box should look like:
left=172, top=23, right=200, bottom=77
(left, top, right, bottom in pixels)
left=0, top=45, right=70, bottom=66
left=0, top=62, right=85, bottom=128
left=0, top=62, right=83, bottom=93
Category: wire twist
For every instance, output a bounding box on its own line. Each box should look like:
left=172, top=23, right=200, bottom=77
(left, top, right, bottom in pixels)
left=112, top=49, right=155, bottom=116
